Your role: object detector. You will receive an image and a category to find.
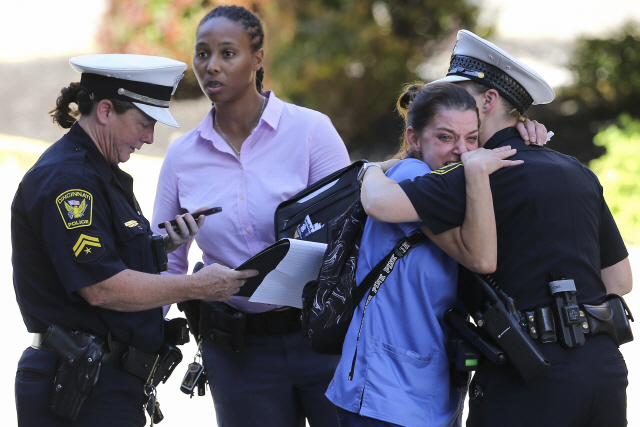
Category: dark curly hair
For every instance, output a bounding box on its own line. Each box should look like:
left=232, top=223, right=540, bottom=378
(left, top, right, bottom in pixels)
left=199, top=5, right=265, bottom=93
left=49, top=82, right=134, bottom=129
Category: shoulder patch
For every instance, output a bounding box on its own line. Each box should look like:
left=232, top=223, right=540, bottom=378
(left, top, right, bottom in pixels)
left=56, top=189, right=93, bottom=229
left=430, top=162, right=463, bottom=175
left=72, top=233, right=104, bottom=263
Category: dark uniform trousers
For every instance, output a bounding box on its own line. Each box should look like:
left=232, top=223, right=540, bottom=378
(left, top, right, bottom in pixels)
left=203, top=331, right=341, bottom=427
left=467, top=335, right=628, bottom=427
left=16, top=347, right=147, bottom=427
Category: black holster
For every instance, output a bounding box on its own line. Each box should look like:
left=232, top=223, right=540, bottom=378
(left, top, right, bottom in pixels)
left=40, top=325, right=106, bottom=421
left=583, top=294, right=634, bottom=346
left=200, top=302, right=247, bottom=352
left=177, top=262, right=204, bottom=341
left=151, top=343, right=183, bottom=387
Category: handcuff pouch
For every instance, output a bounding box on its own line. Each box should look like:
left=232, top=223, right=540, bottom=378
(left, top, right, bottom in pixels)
left=583, top=294, right=633, bottom=346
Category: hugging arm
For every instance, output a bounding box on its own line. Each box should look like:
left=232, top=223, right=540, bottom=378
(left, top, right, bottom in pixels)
left=361, top=147, right=522, bottom=273
left=422, top=147, right=522, bottom=273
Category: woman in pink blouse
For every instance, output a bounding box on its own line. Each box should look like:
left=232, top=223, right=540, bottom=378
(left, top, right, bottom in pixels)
left=151, top=5, right=349, bottom=427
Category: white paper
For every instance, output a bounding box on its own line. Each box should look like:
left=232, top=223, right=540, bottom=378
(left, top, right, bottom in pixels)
left=249, top=239, right=327, bottom=308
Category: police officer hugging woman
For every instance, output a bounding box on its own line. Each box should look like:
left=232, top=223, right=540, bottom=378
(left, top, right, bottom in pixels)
left=356, top=30, right=633, bottom=427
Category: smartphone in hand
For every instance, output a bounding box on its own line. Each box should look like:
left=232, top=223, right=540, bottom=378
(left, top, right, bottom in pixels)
left=158, top=207, right=222, bottom=232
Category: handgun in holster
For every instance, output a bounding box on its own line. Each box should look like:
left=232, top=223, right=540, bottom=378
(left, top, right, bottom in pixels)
left=468, top=274, right=550, bottom=382
left=40, top=325, right=106, bottom=421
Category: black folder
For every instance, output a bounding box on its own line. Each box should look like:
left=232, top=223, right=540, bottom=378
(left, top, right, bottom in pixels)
left=234, top=239, right=292, bottom=297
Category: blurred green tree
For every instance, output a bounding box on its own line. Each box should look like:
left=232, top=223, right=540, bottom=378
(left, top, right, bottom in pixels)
left=259, top=0, right=479, bottom=154
left=98, top=0, right=268, bottom=97
left=567, top=22, right=640, bottom=114
left=529, top=22, right=640, bottom=164
left=589, top=114, right=640, bottom=244
left=99, top=0, right=480, bottom=156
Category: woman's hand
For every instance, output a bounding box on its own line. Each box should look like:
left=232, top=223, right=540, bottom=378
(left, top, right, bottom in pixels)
left=461, top=146, right=523, bottom=175
left=516, top=119, right=551, bottom=146
left=376, top=158, right=400, bottom=172
left=163, top=206, right=209, bottom=254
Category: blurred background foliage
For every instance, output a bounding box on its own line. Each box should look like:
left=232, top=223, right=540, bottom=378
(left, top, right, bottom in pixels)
left=99, top=0, right=640, bottom=241
left=99, top=0, right=481, bottom=157
left=589, top=115, right=640, bottom=245
left=531, top=22, right=640, bottom=164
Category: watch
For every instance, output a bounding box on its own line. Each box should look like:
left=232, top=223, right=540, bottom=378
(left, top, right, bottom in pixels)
left=357, top=161, right=384, bottom=186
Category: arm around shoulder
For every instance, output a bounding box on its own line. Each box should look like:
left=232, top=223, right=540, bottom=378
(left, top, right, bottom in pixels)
left=360, top=164, right=421, bottom=223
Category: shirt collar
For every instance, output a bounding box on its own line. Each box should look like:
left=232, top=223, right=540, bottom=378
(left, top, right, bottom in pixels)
left=197, top=90, right=285, bottom=143
left=483, top=127, right=524, bottom=150
left=67, top=122, right=115, bottom=183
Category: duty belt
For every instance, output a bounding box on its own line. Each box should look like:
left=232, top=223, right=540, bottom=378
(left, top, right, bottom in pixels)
left=521, top=294, right=634, bottom=347
left=32, top=332, right=160, bottom=382
left=201, top=303, right=302, bottom=337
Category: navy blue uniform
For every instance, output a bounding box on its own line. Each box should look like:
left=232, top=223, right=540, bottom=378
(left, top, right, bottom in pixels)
left=12, top=123, right=162, bottom=426
left=399, top=127, right=629, bottom=427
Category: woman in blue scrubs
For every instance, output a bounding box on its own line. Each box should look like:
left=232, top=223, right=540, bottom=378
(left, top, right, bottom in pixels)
left=326, top=82, right=523, bottom=427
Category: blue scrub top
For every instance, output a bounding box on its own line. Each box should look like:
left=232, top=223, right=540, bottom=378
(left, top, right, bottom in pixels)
left=326, top=159, right=466, bottom=427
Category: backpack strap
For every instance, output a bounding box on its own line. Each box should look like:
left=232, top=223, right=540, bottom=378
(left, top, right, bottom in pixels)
left=348, top=232, right=427, bottom=380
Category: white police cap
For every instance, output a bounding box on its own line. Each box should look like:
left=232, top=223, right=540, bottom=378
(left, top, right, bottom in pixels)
left=433, top=30, right=555, bottom=114
left=69, top=54, right=187, bottom=128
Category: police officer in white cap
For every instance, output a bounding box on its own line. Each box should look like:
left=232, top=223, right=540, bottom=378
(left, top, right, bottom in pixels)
left=12, top=54, right=257, bottom=426
left=358, top=30, right=632, bottom=427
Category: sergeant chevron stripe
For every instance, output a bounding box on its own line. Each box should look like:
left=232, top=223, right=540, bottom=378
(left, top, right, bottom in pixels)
left=73, top=234, right=102, bottom=257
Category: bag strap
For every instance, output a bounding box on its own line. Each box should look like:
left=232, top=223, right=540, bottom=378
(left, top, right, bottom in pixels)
left=348, top=232, right=426, bottom=380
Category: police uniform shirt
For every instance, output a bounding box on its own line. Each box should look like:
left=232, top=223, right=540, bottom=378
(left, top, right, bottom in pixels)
left=11, top=123, right=163, bottom=353
left=398, top=127, right=628, bottom=311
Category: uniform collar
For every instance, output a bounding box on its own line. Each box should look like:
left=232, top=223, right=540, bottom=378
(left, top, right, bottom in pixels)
left=67, top=122, right=132, bottom=186
left=483, top=127, right=525, bottom=150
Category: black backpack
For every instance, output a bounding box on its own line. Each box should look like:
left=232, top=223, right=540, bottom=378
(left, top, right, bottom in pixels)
left=300, top=198, right=368, bottom=355
left=275, top=160, right=425, bottom=356
left=294, top=193, right=424, bottom=356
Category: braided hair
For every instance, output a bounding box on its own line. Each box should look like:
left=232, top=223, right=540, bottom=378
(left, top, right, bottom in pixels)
left=199, top=5, right=265, bottom=93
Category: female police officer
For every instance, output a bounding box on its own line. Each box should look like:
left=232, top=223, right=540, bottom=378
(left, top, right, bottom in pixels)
left=12, top=54, right=256, bottom=426
left=358, top=31, right=632, bottom=427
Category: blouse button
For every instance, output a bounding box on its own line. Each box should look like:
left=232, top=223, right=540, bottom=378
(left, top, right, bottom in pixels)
left=245, top=228, right=250, bottom=233
left=240, top=195, right=244, bottom=200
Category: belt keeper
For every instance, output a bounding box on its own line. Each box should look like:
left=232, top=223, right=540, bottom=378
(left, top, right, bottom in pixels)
left=525, top=311, right=539, bottom=340
left=535, top=307, right=557, bottom=344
